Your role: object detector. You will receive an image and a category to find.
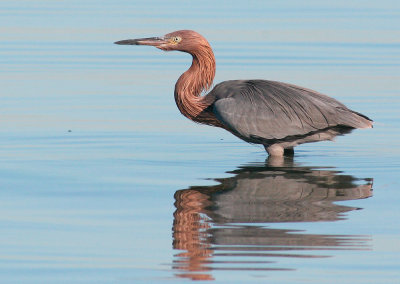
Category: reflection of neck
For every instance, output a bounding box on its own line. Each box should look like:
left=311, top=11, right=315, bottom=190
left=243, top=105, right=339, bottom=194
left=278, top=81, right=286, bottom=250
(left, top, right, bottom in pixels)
left=172, top=189, right=214, bottom=281
left=174, top=46, right=216, bottom=120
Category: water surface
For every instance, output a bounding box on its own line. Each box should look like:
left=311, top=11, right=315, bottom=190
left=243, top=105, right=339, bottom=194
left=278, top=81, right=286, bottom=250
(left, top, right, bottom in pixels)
left=0, top=0, right=399, bottom=283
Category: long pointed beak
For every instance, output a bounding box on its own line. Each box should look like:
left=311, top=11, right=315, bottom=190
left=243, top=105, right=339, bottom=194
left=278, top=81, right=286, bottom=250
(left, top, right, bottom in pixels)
left=114, top=37, right=167, bottom=47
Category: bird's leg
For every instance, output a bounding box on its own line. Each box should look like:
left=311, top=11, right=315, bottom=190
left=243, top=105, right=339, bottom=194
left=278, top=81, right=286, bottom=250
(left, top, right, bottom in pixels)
left=264, top=144, right=284, bottom=157
left=266, top=155, right=285, bottom=167
left=283, top=147, right=295, bottom=156
left=266, top=154, right=294, bottom=167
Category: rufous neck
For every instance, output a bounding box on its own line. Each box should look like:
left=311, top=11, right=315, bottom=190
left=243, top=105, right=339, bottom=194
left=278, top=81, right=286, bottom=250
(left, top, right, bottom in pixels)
left=174, top=47, right=216, bottom=120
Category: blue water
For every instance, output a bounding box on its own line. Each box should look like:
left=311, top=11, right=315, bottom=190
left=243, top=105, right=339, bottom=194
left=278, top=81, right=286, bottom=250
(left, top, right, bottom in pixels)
left=1, top=1, right=399, bottom=283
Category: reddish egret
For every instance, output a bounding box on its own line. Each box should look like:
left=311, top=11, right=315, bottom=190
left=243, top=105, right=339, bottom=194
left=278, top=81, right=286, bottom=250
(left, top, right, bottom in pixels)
left=115, top=30, right=372, bottom=156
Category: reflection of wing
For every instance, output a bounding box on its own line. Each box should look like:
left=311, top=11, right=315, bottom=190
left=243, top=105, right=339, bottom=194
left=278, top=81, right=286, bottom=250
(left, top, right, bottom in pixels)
left=209, top=167, right=372, bottom=223
left=172, top=160, right=373, bottom=279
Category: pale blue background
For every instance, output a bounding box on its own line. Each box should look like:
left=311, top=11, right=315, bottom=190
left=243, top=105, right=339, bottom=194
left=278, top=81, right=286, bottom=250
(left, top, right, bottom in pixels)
left=0, top=1, right=399, bottom=283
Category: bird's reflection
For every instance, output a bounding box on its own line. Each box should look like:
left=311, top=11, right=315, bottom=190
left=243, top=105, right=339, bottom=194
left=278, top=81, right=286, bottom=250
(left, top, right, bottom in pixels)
left=172, top=157, right=373, bottom=280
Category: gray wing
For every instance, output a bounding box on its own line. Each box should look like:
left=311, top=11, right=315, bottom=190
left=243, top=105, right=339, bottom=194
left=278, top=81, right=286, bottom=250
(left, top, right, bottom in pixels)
left=210, top=80, right=372, bottom=142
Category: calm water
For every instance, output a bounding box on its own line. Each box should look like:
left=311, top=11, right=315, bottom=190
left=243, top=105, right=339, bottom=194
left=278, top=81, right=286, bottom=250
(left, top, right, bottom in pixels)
left=1, top=1, right=400, bottom=283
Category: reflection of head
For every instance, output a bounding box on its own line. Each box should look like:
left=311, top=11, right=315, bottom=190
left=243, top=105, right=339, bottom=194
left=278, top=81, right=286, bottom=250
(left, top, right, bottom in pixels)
left=172, top=160, right=373, bottom=279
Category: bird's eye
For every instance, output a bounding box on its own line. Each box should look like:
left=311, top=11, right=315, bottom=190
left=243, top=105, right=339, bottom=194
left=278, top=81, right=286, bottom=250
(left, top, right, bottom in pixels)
left=172, top=36, right=181, bottom=43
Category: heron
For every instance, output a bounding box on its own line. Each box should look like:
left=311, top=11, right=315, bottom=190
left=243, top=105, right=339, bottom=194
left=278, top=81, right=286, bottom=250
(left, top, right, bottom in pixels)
left=115, top=30, right=372, bottom=156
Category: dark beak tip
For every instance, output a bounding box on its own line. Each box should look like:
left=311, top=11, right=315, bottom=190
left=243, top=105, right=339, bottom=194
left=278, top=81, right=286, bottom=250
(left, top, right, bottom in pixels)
left=114, top=37, right=165, bottom=46
left=114, top=40, right=127, bottom=45
left=114, top=39, right=138, bottom=45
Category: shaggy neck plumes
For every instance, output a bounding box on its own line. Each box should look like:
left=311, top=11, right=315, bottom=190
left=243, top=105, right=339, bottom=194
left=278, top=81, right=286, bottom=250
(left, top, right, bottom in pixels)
left=174, top=44, right=216, bottom=120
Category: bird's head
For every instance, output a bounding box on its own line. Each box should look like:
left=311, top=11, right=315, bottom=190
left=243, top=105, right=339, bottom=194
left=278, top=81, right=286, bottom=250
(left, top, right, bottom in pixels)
left=114, top=30, right=211, bottom=53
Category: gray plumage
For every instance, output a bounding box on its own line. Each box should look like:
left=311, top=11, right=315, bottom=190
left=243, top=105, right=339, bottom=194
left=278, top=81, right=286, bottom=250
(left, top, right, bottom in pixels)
left=209, top=80, right=372, bottom=155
